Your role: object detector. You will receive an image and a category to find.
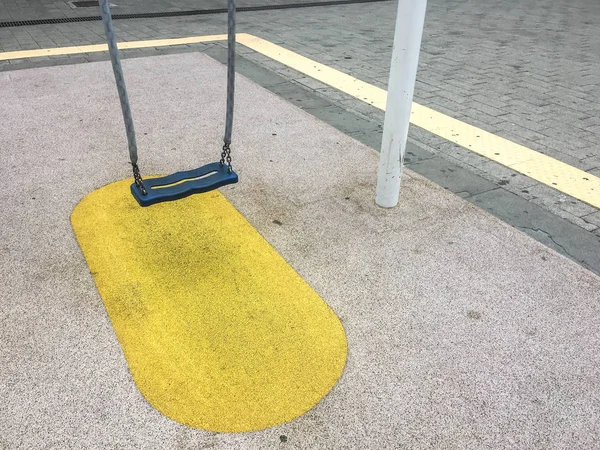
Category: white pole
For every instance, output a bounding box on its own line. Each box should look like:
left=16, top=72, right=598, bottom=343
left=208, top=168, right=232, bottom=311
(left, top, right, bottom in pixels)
left=375, top=0, right=428, bottom=208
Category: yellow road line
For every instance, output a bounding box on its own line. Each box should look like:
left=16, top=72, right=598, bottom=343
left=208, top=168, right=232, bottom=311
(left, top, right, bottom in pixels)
left=0, top=34, right=227, bottom=61
left=237, top=33, right=600, bottom=209
left=2, top=33, right=598, bottom=207
left=71, top=180, right=347, bottom=432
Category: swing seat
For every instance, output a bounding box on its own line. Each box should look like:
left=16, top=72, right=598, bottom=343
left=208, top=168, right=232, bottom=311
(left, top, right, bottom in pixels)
left=130, top=162, right=238, bottom=207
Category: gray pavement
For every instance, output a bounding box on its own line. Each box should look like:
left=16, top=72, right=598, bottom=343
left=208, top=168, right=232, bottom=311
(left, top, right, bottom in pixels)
left=203, top=45, right=600, bottom=275
left=1, top=52, right=600, bottom=449
left=0, top=0, right=346, bottom=21
left=0, top=0, right=599, bottom=237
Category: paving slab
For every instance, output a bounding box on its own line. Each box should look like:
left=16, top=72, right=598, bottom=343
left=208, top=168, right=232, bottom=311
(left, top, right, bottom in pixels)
left=1, top=53, right=600, bottom=449
left=0, top=0, right=350, bottom=21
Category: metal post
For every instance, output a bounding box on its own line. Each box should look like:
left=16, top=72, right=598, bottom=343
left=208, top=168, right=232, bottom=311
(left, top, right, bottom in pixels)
left=375, top=0, right=428, bottom=208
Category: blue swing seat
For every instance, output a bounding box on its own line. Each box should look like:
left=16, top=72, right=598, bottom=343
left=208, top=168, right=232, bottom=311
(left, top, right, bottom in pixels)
left=131, top=162, right=238, bottom=207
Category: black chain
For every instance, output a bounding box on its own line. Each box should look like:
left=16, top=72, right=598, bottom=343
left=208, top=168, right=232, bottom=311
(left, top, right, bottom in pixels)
left=220, top=143, right=233, bottom=173
left=131, top=162, right=147, bottom=195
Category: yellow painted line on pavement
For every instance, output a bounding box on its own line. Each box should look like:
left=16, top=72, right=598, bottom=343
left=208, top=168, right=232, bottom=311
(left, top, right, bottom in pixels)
left=0, top=34, right=227, bottom=61
left=237, top=34, right=600, bottom=209
left=71, top=179, right=347, bottom=432
left=3, top=33, right=598, bottom=207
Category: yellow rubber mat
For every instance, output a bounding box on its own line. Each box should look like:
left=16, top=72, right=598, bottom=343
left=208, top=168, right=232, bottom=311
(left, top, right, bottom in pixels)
left=71, top=180, right=347, bottom=432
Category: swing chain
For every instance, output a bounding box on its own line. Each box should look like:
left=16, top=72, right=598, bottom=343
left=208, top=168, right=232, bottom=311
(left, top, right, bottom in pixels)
left=220, top=143, right=233, bottom=173
left=131, top=162, right=147, bottom=195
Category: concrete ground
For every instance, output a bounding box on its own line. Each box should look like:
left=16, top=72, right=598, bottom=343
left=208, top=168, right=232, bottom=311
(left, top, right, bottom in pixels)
left=1, top=0, right=599, bottom=269
left=1, top=52, right=599, bottom=449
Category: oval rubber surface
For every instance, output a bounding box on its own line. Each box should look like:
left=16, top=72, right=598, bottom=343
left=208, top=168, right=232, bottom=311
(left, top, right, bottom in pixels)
left=71, top=179, right=347, bottom=432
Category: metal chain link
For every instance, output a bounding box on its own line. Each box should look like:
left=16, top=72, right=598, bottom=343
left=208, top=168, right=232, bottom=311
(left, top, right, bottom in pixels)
left=132, top=163, right=147, bottom=195
left=220, top=143, right=233, bottom=173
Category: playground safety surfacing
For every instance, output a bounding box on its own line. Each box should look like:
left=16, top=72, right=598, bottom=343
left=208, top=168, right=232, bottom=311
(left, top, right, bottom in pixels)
left=71, top=181, right=347, bottom=432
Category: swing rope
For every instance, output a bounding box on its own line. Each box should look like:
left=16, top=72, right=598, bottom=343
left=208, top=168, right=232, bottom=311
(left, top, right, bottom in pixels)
left=221, top=0, right=236, bottom=174
left=99, top=0, right=146, bottom=194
